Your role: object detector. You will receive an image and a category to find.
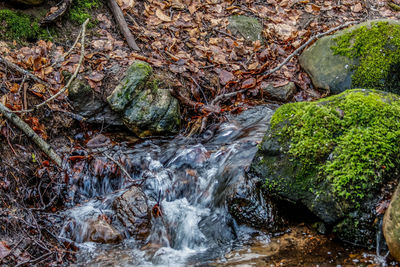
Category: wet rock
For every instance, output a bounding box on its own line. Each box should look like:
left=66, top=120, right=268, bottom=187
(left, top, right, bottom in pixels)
left=86, top=217, right=123, bottom=244
left=250, top=89, right=400, bottom=246
left=68, top=78, right=123, bottom=125
left=299, top=19, right=400, bottom=95
left=228, top=15, right=263, bottom=42
left=261, top=82, right=296, bottom=102
left=107, top=61, right=181, bottom=137
left=112, top=186, right=151, bottom=241
left=383, top=184, right=400, bottom=262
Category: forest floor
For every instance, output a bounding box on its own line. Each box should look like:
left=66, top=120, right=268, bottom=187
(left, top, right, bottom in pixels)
left=0, top=0, right=399, bottom=265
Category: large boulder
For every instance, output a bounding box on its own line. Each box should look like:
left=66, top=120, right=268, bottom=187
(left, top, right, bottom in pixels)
left=299, top=19, right=400, bottom=95
left=112, top=186, right=151, bottom=241
left=384, top=184, right=400, bottom=262
left=107, top=61, right=181, bottom=137
left=250, top=89, right=400, bottom=246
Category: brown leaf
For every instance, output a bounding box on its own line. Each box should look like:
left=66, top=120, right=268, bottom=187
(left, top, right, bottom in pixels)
left=86, top=71, right=105, bottom=82
left=241, top=78, right=256, bottom=89
left=156, top=9, right=172, bottom=22
left=219, top=70, right=235, bottom=85
left=0, top=241, right=10, bottom=259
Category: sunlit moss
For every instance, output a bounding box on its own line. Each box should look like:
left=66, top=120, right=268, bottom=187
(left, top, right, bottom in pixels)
left=331, top=21, right=400, bottom=94
left=68, top=0, right=101, bottom=25
left=269, top=89, right=400, bottom=205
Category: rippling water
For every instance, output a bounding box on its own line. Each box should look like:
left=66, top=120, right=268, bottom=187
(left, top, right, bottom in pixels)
left=58, top=105, right=388, bottom=266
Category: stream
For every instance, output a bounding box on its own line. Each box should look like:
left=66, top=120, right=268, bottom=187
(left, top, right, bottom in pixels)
left=58, top=105, right=389, bottom=266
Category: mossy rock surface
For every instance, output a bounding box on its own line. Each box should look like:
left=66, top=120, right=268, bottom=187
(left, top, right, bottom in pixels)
left=0, top=9, right=44, bottom=41
left=228, top=15, right=263, bottom=42
left=107, top=61, right=181, bottom=137
left=250, top=89, right=400, bottom=246
left=299, top=19, right=400, bottom=95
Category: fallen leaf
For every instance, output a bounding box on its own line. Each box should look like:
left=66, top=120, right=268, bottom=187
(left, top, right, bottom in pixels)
left=219, top=70, right=235, bottom=85
left=156, top=9, right=172, bottom=22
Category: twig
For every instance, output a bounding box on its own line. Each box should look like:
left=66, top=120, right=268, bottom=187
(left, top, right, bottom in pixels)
left=15, top=252, right=53, bottom=267
left=210, top=21, right=358, bottom=105
left=0, top=103, right=62, bottom=166
left=103, top=153, right=133, bottom=181
left=260, top=21, right=357, bottom=76
left=14, top=18, right=89, bottom=113
left=51, top=28, right=82, bottom=68
left=0, top=57, right=51, bottom=87
left=107, top=0, right=140, bottom=51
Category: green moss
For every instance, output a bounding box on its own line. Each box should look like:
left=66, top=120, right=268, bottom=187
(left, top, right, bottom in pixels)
left=0, top=9, right=39, bottom=41
left=270, top=89, right=400, bottom=205
left=331, top=22, right=400, bottom=93
left=68, top=0, right=101, bottom=25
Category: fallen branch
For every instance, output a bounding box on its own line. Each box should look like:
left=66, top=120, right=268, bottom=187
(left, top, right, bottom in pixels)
left=0, top=56, right=51, bottom=88
left=211, top=21, right=358, bottom=105
left=104, top=153, right=134, bottom=182
left=260, top=21, right=357, bottom=76
left=0, top=103, right=62, bottom=167
left=15, top=18, right=89, bottom=113
left=169, top=89, right=220, bottom=114
left=107, top=0, right=140, bottom=51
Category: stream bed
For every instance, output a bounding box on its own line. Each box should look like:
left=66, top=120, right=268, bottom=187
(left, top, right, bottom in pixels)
left=58, top=105, right=392, bottom=266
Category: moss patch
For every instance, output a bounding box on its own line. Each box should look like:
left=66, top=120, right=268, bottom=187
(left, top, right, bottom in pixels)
left=0, top=9, right=41, bottom=41
left=331, top=21, right=400, bottom=94
left=68, top=0, right=101, bottom=25
left=270, top=89, right=400, bottom=205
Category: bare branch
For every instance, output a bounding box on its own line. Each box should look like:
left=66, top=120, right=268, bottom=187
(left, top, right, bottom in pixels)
left=15, top=18, right=89, bottom=114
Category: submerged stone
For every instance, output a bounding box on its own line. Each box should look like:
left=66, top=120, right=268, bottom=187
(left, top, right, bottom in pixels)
left=250, top=89, right=400, bottom=246
left=299, top=19, right=400, bottom=94
left=112, top=186, right=151, bottom=241
left=107, top=61, right=181, bottom=137
left=228, top=15, right=263, bottom=42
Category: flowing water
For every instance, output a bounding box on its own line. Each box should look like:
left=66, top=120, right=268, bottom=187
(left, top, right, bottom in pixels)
left=58, top=105, right=389, bottom=266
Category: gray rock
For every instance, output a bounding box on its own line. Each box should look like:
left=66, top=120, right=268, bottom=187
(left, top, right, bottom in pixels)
left=228, top=15, right=263, bottom=42
left=68, top=78, right=123, bottom=125
left=299, top=19, right=400, bottom=94
left=383, top=184, right=400, bottom=262
left=261, top=82, right=296, bottom=102
left=112, top=186, right=151, bottom=241
left=107, top=61, right=181, bottom=137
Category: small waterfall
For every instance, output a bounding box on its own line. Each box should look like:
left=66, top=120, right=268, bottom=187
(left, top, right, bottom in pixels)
left=59, top=105, right=276, bottom=266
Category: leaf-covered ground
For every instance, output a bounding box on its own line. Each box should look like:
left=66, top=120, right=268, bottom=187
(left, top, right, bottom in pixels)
left=0, top=0, right=399, bottom=265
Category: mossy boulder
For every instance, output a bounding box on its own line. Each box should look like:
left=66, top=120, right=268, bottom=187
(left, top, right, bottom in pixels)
left=299, top=19, right=400, bottom=95
left=383, top=184, right=400, bottom=262
left=250, top=89, right=400, bottom=246
left=228, top=15, right=263, bottom=42
left=107, top=61, right=181, bottom=137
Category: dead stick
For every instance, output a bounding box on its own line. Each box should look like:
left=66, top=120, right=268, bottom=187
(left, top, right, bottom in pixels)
left=260, top=21, right=357, bottom=76
left=107, top=0, right=140, bottom=51
left=15, top=18, right=89, bottom=113
left=0, top=57, right=51, bottom=87
left=211, top=21, right=358, bottom=105
left=0, top=103, right=62, bottom=166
